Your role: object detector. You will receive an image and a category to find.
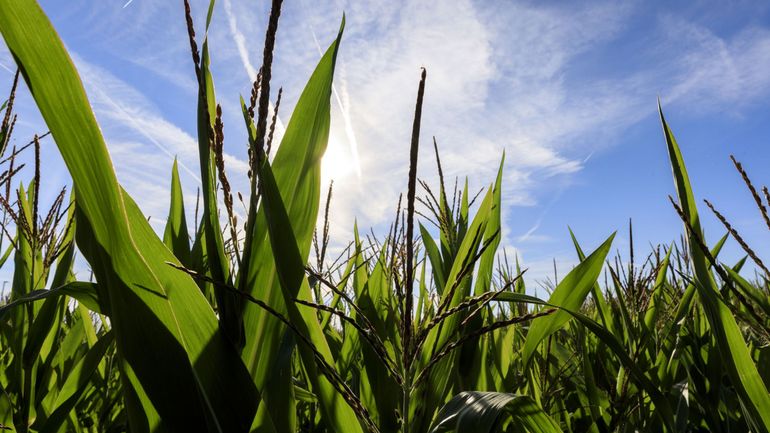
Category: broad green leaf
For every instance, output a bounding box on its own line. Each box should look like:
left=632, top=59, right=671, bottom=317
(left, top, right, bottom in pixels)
left=522, top=232, right=615, bottom=367
left=473, top=157, right=504, bottom=296
left=568, top=228, right=612, bottom=330
left=429, top=391, right=562, bottom=433
left=0, top=2, right=258, bottom=431
left=237, top=17, right=358, bottom=433
left=459, top=156, right=503, bottom=389
left=257, top=159, right=364, bottom=432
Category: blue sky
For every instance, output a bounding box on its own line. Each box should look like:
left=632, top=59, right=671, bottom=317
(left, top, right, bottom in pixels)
left=1, top=0, right=770, bottom=289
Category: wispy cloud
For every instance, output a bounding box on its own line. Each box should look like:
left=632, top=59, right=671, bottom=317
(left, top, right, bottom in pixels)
left=223, top=0, right=259, bottom=82
left=77, top=59, right=201, bottom=182
left=661, top=17, right=770, bottom=112
left=286, top=0, right=633, bottom=246
left=70, top=55, right=207, bottom=230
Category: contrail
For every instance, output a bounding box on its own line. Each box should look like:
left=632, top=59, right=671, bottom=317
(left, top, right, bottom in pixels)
left=518, top=220, right=542, bottom=242
left=89, top=77, right=253, bottom=223
left=91, top=84, right=201, bottom=183
left=0, top=62, right=14, bottom=74
left=517, top=185, right=567, bottom=242
left=223, top=0, right=286, bottom=136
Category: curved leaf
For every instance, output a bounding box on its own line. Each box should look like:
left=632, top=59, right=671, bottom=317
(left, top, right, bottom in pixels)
left=0, top=2, right=258, bottom=431
left=522, top=232, right=615, bottom=367
left=0, top=282, right=102, bottom=319
left=430, top=391, right=562, bottom=433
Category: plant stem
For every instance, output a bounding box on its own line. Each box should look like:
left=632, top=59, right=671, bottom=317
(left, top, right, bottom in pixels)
left=403, top=67, right=426, bottom=433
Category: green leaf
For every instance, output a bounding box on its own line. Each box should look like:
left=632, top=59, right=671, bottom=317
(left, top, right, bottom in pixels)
left=163, top=158, right=191, bottom=267
left=669, top=233, right=728, bottom=329
left=725, top=266, right=770, bottom=318
left=0, top=282, right=102, bottom=320
left=413, top=186, right=495, bottom=431
left=522, top=232, right=615, bottom=367
left=473, top=157, right=504, bottom=297
left=36, top=331, right=114, bottom=433
left=459, top=156, right=503, bottom=388
left=0, top=387, right=12, bottom=431
left=237, top=17, right=357, bottom=433
left=494, top=292, right=675, bottom=428
left=429, top=391, right=562, bottom=433
left=420, top=223, right=446, bottom=294
left=257, top=157, right=364, bottom=433
left=195, top=0, right=241, bottom=349
left=643, top=244, right=672, bottom=332
left=21, top=294, right=61, bottom=368
left=567, top=228, right=612, bottom=330
left=0, top=2, right=258, bottom=431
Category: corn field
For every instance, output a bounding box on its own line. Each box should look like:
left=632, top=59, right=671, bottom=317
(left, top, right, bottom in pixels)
left=1, top=1, right=770, bottom=432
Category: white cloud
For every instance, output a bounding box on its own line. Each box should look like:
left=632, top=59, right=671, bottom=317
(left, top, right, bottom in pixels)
left=661, top=17, right=770, bottom=112
left=70, top=55, right=211, bottom=230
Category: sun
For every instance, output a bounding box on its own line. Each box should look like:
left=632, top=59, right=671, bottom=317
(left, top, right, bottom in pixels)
left=321, top=133, right=358, bottom=184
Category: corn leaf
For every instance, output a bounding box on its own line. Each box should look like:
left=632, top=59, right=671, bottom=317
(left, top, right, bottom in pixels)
left=429, top=391, right=562, bottom=433
left=258, top=159, right=365, bottom=432
left=36, top=331, right=114, bottom=433
left=163, top=158, right=191, bottom=267
left=236, top=17, right=354, bottom=433
left=522, top=233, right=615, bottom=367
left=0, top=2, right=259, bottom=431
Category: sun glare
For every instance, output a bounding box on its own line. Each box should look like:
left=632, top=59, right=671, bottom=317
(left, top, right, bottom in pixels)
left=321, top=134, right=358, bottom=184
